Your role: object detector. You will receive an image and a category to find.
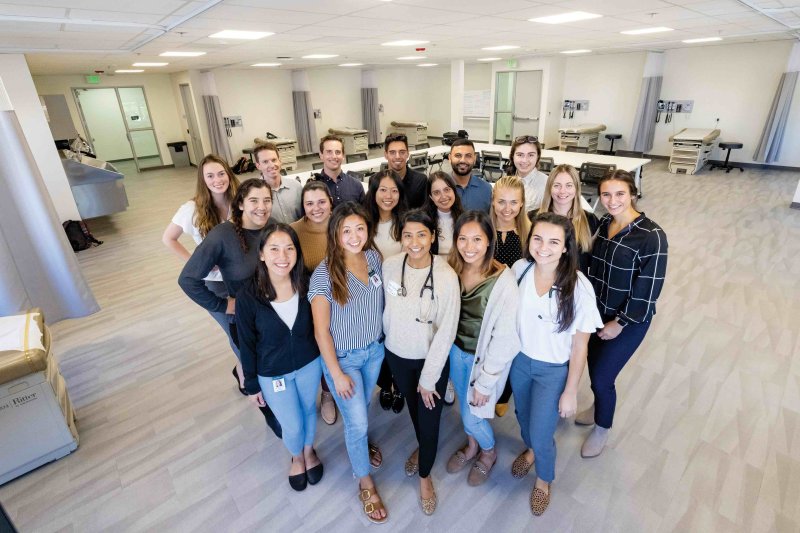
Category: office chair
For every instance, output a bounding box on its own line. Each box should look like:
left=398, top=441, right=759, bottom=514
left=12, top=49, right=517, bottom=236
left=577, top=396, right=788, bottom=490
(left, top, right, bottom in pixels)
left=346, top=153, right=368, bottom=163
left=614, top=150, right=645, bottom=198
left=566, top=146, right=589, bottom=153
left=349, top=170, right=365, bottom=181
left=312, top=161, right=324, bottom=170
left=380, top=162, right=389, bottom=172
left=280, top=169, right=287, bottom=176
left=538, top=157, right=555, bottom=173
left=481, top=150, right=505, bottom=183
left=428, top=151, right=445, bottom=171
left=579, top=162, right=616, bottom=211
left=408, top=151, right=428, bottom=173
left=416, top=142, right=430, bottom=149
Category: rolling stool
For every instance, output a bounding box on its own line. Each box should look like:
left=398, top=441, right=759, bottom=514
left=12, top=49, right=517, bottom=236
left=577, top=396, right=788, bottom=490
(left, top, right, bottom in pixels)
left=605, top=133, right=622, bottom=154
left=711, top=142, right=744, bottom=173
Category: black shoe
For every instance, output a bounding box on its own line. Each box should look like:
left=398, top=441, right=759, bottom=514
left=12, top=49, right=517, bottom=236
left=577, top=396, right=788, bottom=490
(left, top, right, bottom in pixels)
left=391, top=390, right=405, bottom=414
left=259, top=403, right=282, bottom=439
left=306, top=461, right=324, bottom=485
left=288, top=460, right=308, bottom=492
left=379, top=388, right=393, bottom=411
left=231, top=367, right=247, bottom=396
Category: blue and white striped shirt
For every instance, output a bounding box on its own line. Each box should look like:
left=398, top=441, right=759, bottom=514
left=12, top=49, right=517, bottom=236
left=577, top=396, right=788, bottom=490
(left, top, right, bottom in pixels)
left=309, top=249, right=384, bottom=352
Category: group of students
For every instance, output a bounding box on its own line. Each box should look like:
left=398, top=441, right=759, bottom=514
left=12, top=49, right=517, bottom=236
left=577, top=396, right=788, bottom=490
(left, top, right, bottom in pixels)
left=165, top=132, right=668, bottom=522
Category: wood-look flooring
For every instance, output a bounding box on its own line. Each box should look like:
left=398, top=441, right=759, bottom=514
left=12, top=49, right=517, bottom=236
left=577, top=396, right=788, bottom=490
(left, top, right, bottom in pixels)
left=1, top=157, right=799, bottom=532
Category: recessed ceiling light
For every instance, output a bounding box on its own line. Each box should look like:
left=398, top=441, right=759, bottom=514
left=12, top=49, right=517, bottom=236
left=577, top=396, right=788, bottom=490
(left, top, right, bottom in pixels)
left=561, top=49, right=592, bottom=54
left=397, top=56, right=426, bottom=60
left=302, top=54, right=338, bottom=59
left=159, top=51, right=206, bottom=57
left=621, top=27, right=674, bottom=35
left=682, top=37, right=723, bottom=43
left=209, top=30, right=273, bottom=40
left=477, top=57, right=502, bottom=62
left=481, top=45, right=519, bottom=51
left=381, top=40, right=429, bottom=46
left=132, top=62, right=168, bottom=67
left=417, top=63, right=438, bottom=67
left=339, top=63, right=364, bottom=67
left=529, top=12, right=601, bottom=24
left=115, top=69, right=144, bottom=73
left=251, top=63, right=282, bottom=67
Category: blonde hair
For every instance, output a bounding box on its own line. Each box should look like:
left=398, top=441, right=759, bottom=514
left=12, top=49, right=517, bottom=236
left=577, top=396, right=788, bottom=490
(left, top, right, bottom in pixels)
left=540, top=164, right=593, bottom=252
left=490, top=176, right=530, bottom=256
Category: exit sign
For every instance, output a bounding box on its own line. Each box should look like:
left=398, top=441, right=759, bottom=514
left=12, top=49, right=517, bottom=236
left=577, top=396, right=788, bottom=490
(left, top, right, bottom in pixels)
left=506, top=59, right=518, bottom=69
left=85, top=75, right=100, bottom=84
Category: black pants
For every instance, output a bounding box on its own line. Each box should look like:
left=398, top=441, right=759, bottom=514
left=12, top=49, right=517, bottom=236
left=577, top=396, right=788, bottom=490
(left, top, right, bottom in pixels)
left=377, top=359, right=397, bottom=393
left=385, top=348, right=449, bottom=478
left=498, top=377, right=513, bottom=404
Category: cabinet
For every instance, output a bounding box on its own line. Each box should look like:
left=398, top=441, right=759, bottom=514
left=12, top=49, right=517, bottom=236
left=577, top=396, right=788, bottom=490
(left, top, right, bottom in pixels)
left=388, top=121, right=428, bottom=148
left=668, top=128, right=720, bottom=174
left=329, top=127, right=369, bottom=157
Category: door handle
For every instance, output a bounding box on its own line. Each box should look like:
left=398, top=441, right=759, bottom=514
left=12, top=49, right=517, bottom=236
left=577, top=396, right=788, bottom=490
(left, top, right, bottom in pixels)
left=513, top=116, right=539, bottom=121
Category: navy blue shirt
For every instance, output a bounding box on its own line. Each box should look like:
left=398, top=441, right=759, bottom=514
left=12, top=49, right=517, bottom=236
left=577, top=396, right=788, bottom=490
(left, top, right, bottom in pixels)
left=456, top=174, right=492, bottom=213
left=314, top=170, right=365, bottom=207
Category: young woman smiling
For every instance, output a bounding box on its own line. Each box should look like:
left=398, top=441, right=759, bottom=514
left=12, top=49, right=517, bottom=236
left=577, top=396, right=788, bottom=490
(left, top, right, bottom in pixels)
left=579, top=170, right=668, bottom=458
left=291, top=180, right=338, bottom=425
left=424, top=171, right=464, bottom=257
left=509, top=213, right=603, bottom=516
left=309, top=202, right=389, bottom=524
left=507, top=135, right=548, bottom=214
left=445, top=211, right=520, bottom=486
left=382, top=209, right=460, bottom=515
left=178, top=178, right=282, bottom=437
left=534, top=165, right=599, bottom=274
left=235, top=224, right=323, bottom=492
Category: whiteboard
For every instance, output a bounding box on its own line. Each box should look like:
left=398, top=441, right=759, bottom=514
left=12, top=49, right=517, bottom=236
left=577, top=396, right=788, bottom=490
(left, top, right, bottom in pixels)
left=463, top=90, right=491, bottom=118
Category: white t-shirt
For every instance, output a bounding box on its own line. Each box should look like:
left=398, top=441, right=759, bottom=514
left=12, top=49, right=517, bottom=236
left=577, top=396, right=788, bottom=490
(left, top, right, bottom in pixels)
left=375, top=219, right=403, bottom=258
left=171, top=200, right=223, bottom=282
left=513, top=260, right=603, bottom=364
left=437, top=210, right=454, bottom=256
left=271, top=292, right=299, bottom=330
left=520, top=170, right=549, bottom=213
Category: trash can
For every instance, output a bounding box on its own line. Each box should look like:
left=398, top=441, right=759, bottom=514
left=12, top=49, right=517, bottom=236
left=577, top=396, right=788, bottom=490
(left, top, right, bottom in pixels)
left=167, top=141, right=190, bottom=167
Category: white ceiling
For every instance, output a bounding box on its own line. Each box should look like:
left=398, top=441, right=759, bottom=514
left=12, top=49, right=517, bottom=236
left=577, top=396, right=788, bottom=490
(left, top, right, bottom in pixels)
left=0, top=0, right=797, bottom=75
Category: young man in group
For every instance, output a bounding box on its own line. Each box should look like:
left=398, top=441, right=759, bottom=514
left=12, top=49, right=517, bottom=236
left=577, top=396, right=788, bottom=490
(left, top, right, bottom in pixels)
left=449, top=138, right=492, bottom=213
left=381, top=132, right=427, bottom=209
left=254, top=143, right=302, bottom=224
left=314, top=134, right=366, bottom=207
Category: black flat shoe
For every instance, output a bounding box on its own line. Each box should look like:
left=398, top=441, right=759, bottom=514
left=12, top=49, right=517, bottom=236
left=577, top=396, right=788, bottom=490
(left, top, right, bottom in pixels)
left=391, top=390, right=405, bottom=414
left=306, top=461, right=324, bottom=485
left=288, top=467, right=308, bottom=492
left=231, top=367, right=247, bottom=396
left=379, top=388, right=393, bottom=411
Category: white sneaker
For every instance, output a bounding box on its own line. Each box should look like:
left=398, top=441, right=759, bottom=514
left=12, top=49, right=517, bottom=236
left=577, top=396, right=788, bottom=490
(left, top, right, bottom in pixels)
left=444, top=380, right=455, bottom=405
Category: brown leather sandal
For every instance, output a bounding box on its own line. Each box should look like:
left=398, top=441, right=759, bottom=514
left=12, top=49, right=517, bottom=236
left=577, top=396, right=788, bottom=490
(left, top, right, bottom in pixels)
left=359, top=486, right=389, bottom=524
left=368, top=442, right=383, bottom=469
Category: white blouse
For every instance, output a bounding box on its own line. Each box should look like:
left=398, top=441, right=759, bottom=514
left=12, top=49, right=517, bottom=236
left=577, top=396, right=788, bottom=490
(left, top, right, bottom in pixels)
left=437, top=210, right=454, bottom=256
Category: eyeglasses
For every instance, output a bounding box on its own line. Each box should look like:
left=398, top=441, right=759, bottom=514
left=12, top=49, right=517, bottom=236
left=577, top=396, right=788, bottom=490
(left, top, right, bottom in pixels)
left=514, top=135, right=539, bottom=144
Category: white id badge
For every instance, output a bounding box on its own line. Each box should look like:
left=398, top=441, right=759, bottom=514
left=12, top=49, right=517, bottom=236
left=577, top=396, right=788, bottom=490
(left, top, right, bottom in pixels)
left=369, top=270, right=382, bottom=288
left=272, top=378, right=286, bottom=393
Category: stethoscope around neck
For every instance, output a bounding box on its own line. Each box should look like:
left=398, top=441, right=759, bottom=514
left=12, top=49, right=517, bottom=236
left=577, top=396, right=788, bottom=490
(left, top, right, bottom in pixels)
left=399, top=253, right=435, bottom=300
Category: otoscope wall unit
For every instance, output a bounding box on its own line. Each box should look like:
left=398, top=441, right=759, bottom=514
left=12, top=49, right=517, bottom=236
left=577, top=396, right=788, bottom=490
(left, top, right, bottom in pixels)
left=562, top=100, right=589, bottom=119
left=656, top=100, right=694, bottom=124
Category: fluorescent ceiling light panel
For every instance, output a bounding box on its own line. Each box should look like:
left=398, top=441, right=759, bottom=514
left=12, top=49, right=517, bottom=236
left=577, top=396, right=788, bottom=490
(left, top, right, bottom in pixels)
left=339, top=63, right=363, bottom=67
left=132, top=62, right=167, bottom=66
left=160, top=51, right=206, bottom=57
left=477, top=57, right=502, bottom=61
left=561, top=49, right=591, bottom=54
left=115, top=69, right=144, bottom=73
left=682, top=37, right=722, bottom=43
left=529, top=12, right=601, bottom=24
left=621, top=27, right=674, bottom=35
left=302, top=54, right=338, bottom=59
left=251, top=63, right=281, bottom=67
left=209, top=30, right=273, bottom=40
left=382, top=40, right=429, bottom=46
left=397, top=56, right=426, bottom=60
left=481, top=45, right=519, bottom=51
left=417, top=63, right=438, bottom=67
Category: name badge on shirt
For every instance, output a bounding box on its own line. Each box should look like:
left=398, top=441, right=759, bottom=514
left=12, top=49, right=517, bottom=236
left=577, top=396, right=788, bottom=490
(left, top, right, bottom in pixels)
left=386, top=280, right=401, bottom=297
left=369, top=269, right=382, bottom=288
left=272, top=378, right=286, bottom=393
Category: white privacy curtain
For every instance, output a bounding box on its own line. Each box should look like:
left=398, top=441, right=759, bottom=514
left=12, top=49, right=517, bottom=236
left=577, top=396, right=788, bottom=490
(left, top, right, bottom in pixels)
left=754, top=42, right=800, bottom=163
left=0, top=80, right=98, bottom=323
left=361, top=70, right=380, bottom=145
left=629, top=52, right=664, bottom=153
left=199, top=72, right=233, bottom=164
left=292, top=70, right=318, bottom=154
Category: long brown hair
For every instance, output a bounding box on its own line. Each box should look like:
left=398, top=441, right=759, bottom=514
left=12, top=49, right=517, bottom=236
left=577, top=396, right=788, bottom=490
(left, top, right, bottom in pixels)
left=448, top=211, right=503, bottom=278
left=506, top=135, right=542, bottom=176
left=540, top=164, right=593, bottom=252
left=326, top=202, right=378, bottom=305
left=490, top=176, right=530, bottom=256
left=254, top=223, right=307, bottom=303
left=230, top=178, right=271, bottom=253
left=599, top=169, right=639, bottom=209
left=194, top=154, right=239, bottom=238
left=364, top=170, right=407, bottom=242
left=523, top=212, right=579, bottom=333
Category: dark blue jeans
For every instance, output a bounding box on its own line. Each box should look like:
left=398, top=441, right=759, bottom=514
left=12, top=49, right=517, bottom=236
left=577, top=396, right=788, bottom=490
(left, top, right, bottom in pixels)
left=587, top=318, right=651, bottom=429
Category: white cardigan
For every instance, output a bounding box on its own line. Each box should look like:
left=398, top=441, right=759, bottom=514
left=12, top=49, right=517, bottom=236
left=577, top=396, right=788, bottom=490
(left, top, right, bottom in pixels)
left=466, top=267, right=521, bottom=419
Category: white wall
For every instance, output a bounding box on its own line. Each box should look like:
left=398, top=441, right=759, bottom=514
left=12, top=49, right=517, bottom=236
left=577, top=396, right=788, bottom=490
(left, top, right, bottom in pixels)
left=655, top=40, right=799, bottom=166
left=307, top=68, right=362, bottom=146
left=212, top=68, right=295, bottom=158
left=0, top=54, right=80, bottom=222
left=464, top=63, right=492, bottom=141
left=33, top=73, right=185, bottom=166
left=560, top=52, right=646, bottom=152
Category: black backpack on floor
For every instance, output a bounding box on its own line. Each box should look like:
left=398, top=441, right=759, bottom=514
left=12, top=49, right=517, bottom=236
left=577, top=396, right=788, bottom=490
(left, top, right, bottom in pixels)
left=63, top=220, right=102, bottom=252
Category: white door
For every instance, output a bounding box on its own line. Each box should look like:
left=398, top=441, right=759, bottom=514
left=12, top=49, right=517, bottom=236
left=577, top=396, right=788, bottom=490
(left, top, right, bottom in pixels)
left=74, top=88, right=132, bottom=161
left=512, top=70, right=542, bottom=140
left=180, top=84, right=204, bottom=166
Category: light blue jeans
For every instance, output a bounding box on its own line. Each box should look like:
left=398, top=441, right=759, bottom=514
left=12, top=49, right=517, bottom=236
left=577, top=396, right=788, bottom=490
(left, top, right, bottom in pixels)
left=509, top=353, right=569, bottom=483
left=258, top=357, right=322, bottom=456
left=449, top=344, right=496, bottom=450
left=321, top=339, right=385, bottom=478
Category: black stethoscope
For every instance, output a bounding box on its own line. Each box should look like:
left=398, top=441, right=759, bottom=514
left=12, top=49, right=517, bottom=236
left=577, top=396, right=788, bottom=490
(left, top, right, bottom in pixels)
left=400, top=253, right=435, bottom=324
